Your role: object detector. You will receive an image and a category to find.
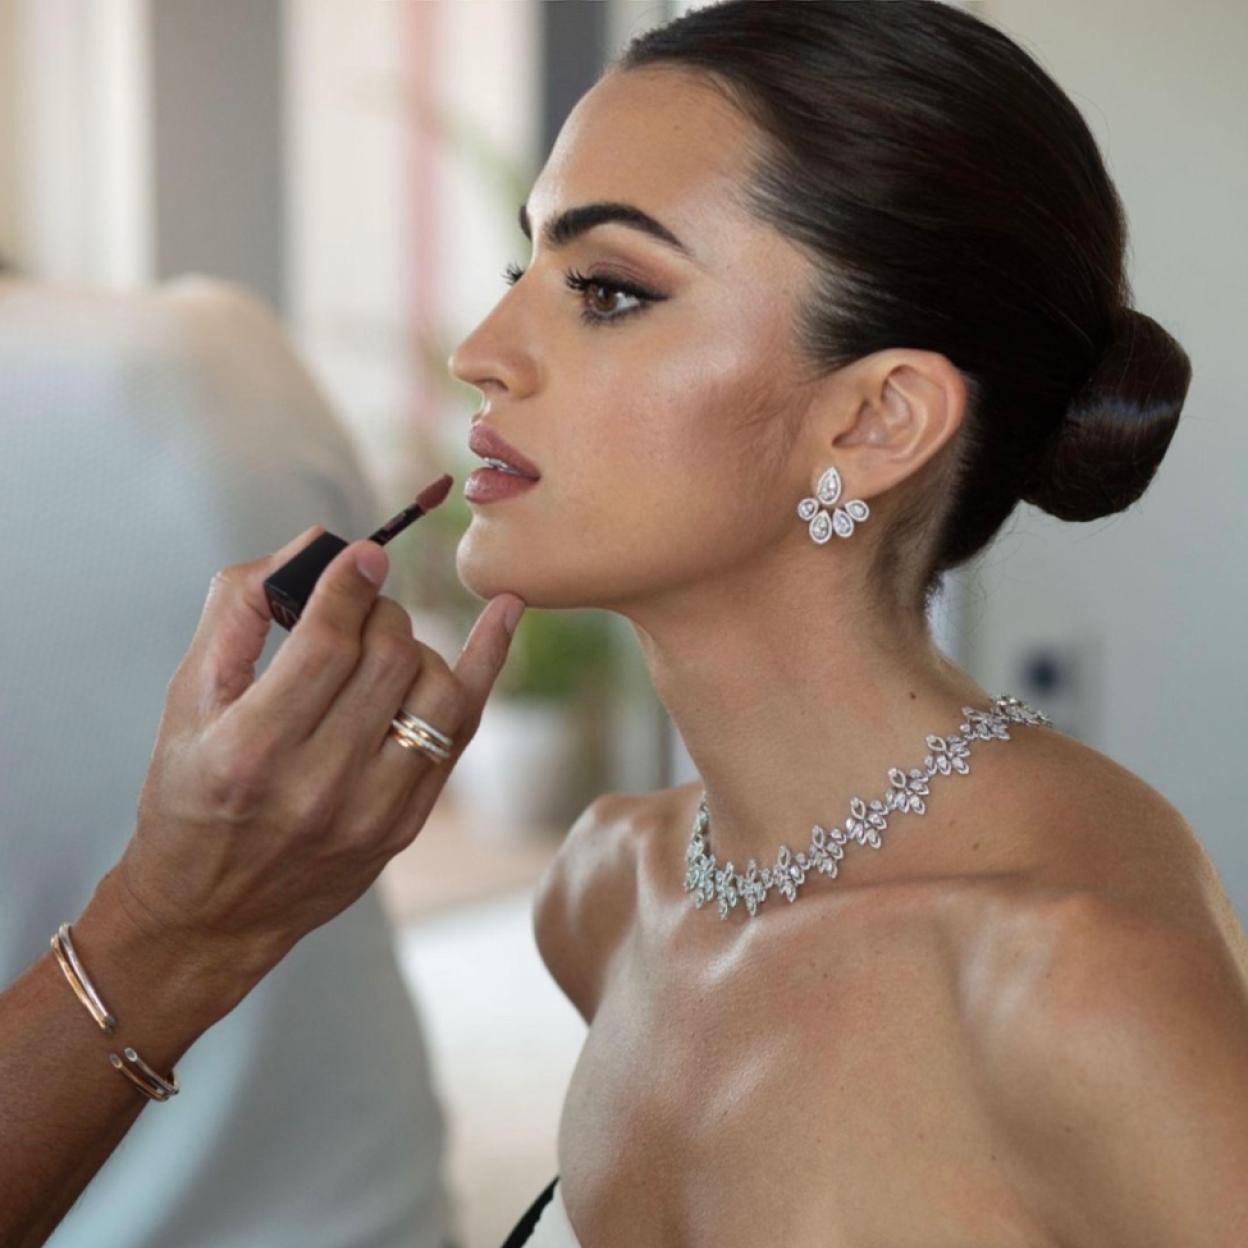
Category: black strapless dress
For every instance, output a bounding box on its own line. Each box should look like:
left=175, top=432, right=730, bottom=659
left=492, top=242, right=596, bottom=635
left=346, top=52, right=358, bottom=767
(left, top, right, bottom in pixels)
left=499, top=1176, right=561, bottom=1246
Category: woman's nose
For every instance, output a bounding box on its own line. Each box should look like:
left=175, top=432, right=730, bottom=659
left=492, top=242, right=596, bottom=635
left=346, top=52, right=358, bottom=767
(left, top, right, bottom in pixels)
left=447, top=308, right=538, bottom=398
left=446, top=333, right=479, bottom=386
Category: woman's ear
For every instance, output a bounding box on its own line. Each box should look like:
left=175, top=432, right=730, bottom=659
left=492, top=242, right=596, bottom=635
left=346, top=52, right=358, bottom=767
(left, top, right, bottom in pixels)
left=822, top=348, right=968, bottom=494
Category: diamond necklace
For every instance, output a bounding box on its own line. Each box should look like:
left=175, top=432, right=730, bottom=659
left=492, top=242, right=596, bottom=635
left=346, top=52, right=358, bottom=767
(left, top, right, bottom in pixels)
left=683, top=693, right=1053, bottom=920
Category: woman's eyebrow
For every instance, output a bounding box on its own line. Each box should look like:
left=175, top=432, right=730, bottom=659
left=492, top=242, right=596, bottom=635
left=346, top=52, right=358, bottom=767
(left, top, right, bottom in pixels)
left=518, top=200, right=695, bottom=262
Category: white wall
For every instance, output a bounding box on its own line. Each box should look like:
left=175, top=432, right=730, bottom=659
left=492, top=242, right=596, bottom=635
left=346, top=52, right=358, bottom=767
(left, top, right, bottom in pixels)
left=0, top=0, right=151, bottom=284
left=965, top=0, right=1248, bottom=919
left=0, top=1, right=18, bottom=262
left=283, top=0, right=424, bottom=508
left=283, top=0, right=540, bottom=502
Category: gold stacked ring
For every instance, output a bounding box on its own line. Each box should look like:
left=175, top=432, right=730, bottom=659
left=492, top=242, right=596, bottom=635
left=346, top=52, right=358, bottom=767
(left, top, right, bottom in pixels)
left=394, top=708, right=454, bottom=748
left=387, top=709, right=454, bottom=764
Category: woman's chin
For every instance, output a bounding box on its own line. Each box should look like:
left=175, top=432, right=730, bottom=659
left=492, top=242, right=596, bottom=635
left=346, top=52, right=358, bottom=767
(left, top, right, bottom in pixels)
left=455, top=538, right=526, bottom=603
left=456, top=530, right=601, bottom=611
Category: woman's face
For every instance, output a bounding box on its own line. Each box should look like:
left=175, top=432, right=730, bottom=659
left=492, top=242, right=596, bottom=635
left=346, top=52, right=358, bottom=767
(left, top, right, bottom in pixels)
left=448, top=67, right=820, bottom=614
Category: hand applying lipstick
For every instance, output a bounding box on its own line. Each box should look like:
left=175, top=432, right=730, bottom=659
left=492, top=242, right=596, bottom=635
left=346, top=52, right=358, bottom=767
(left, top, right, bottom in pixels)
left=264, top=474, right=455, bottom=631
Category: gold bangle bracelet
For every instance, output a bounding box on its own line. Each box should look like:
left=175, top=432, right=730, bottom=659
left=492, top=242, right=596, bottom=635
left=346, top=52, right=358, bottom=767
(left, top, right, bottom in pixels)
left=51, top=923, right=116, bottom=1035
left=109, top=1053, right=171, bottom=1102
left=120, top=1045, right=179, bottom=1098
left=51, top=922, right=180, bottom=1102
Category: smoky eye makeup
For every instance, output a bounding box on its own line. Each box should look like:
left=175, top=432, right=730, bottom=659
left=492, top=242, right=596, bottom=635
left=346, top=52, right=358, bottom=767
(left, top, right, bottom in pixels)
left=501, top=260, right=669, bottom=328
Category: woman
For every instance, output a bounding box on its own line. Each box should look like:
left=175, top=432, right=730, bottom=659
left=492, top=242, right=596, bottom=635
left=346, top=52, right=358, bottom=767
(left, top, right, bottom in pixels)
left=448, top=2, right=1247, bottom=1245
left=2, top=3, right=1244, bottom=1247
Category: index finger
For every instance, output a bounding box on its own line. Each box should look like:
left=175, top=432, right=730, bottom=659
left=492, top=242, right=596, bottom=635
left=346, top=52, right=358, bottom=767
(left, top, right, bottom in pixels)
left=223, top=537, right=388, bottom=745
left=181, top=525, right=325, bottom=719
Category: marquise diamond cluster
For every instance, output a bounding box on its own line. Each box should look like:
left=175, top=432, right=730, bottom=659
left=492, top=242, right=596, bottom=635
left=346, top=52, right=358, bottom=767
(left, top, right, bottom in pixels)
left=683, top=693, right=1053, bottom=920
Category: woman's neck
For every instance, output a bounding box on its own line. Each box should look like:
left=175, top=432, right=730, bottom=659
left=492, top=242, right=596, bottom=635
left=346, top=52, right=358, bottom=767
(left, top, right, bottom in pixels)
left=625, top=567, right=994, bottom=874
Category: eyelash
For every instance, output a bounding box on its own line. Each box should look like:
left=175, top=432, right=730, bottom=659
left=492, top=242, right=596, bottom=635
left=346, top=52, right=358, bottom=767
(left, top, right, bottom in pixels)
left=501, top=260, right=661, bottom=327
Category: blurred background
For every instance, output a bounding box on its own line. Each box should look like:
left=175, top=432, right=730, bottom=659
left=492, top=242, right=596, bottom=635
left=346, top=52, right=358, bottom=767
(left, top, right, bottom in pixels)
left=0, top=1, right=1243, bottom=1246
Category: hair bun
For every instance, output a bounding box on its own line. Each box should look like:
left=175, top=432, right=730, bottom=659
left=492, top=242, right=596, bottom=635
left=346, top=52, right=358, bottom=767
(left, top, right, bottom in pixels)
left=1021, top=308, right=1193, bottom=521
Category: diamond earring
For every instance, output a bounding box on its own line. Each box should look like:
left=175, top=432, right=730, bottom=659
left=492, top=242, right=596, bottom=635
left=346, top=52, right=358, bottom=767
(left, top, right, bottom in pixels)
left=796, top=464, right=870, bottom=544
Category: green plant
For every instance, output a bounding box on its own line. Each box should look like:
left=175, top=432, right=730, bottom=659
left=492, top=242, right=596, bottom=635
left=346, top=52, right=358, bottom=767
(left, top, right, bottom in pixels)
left=498, top=605, right=618, bottom=703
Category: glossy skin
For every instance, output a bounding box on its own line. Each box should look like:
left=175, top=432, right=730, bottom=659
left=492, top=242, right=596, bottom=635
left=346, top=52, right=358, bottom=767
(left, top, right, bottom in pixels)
left=536, top=737, right=1248, bottom=1247
left=447, top=67, right=1248, bottom=1245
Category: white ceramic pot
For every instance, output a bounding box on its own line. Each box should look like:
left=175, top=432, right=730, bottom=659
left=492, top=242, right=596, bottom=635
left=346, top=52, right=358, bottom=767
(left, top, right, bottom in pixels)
left=447, top=696, right=584, bottom=843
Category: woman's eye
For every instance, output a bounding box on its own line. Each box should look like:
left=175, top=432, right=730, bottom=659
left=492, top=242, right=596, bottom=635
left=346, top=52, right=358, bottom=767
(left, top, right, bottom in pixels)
left=564, top=268, right=659, bottom=327
left=500, top=262, right=663, bottom=328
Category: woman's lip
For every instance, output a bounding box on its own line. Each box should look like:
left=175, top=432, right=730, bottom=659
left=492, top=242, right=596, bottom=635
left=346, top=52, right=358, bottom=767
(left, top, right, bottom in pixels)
left=467, top=422, right=542, bottom=479
left=464, top=467, right=541, bottom=503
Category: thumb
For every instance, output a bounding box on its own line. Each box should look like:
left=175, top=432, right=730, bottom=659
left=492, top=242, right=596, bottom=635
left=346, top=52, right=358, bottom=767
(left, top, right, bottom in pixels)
left=451, top=593, right=526, bottom=719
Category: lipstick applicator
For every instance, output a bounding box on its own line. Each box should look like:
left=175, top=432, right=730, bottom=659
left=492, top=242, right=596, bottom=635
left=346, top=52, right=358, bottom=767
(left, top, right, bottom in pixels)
left=263, top=473, right=453, bottom=631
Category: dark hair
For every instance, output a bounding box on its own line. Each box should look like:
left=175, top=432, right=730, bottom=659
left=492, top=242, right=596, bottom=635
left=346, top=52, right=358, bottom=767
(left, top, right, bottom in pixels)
left=614, top=0, right=1192, bottom=615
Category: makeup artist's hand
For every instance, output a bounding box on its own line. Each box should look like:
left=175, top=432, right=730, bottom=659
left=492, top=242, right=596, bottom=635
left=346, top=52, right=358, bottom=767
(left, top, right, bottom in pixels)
left=95, top=521, right=526, bottom=1023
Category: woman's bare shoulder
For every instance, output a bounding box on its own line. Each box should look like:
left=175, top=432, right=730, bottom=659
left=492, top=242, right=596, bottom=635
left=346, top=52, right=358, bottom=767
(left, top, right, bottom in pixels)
left=531, top=787, right=668, bottom=1022
left=996, top=724, right=1231, bottom=937
left=951, top=724, right=1247, bottom=1040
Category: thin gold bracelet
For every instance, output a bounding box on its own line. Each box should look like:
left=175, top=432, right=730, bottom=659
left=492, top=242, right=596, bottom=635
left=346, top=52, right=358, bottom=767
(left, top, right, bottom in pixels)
left=51, top=923, right=116, bottom=1035
left=51, top=921, right=180, bottom=1102
left=109, top=1050, right=179, bottom=1102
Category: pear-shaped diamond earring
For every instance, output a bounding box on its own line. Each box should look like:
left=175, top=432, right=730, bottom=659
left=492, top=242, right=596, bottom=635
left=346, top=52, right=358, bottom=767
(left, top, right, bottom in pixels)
left=796, top=464, right=870, bottom=544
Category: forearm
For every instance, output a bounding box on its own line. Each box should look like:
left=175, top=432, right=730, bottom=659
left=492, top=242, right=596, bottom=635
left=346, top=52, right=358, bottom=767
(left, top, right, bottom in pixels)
left=0, top=868, right=260, bottom=1248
